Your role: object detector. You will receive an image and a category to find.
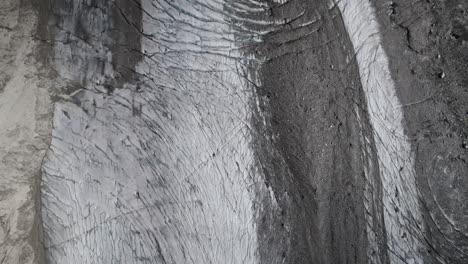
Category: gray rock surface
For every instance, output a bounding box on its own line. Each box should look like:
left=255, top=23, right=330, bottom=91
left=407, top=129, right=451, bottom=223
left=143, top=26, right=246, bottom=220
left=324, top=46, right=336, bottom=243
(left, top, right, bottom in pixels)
left=0, top=0, right=466, bottom=263
left=0, top=0, right=51, bottom=263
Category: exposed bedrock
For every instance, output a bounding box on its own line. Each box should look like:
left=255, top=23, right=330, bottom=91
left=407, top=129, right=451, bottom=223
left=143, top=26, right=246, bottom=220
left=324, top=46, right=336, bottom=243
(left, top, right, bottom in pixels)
left=0, top=0, right=52, bottom=263
left=0, top=0, right=466, bottom=263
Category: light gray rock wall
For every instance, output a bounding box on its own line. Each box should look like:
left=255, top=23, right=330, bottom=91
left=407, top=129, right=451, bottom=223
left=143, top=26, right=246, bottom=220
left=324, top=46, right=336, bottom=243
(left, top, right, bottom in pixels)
left=0, top=1, right=51, bottom=263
